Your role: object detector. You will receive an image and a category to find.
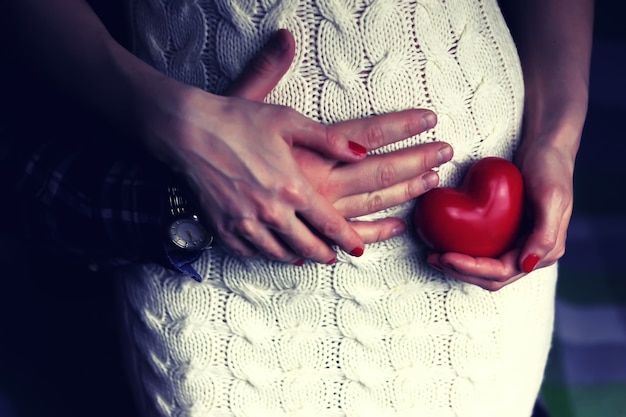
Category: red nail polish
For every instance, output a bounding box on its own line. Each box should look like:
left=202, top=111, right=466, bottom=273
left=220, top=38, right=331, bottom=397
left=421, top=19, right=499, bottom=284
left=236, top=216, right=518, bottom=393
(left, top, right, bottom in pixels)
left=522, top=254, right=540, bottom=273
left=326, top=257, right=337, bottom=265
left=348, top=141, right=367, bottom=157
left=350, top=247, right=364, bottom=257
left=294, top=259, right=305, bottom=267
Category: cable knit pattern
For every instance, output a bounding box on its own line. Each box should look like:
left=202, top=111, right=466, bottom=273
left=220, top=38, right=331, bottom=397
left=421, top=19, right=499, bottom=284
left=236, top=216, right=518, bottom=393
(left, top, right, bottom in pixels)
left=120, top=1, right=554, bottom=417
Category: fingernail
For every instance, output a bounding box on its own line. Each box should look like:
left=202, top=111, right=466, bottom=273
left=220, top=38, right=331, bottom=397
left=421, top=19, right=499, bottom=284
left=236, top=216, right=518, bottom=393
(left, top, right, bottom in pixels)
left=294, top=259, right=305, bottom=267
left=391, top=223, right=407, bottom=237
left=326, top=257, right=337, bottom=265
left=348, top=141, right=367, bottom=157
left=437, top=144, right=453, bottom=165
left=268, top=30, right=288, bottom=54
left=421, top=111, right=437, bottom=130
left=522, top=254, right=540, bottom=273
left=350, top=247, right=364, bottom=257
left=421, top=171, right=439, bottom=190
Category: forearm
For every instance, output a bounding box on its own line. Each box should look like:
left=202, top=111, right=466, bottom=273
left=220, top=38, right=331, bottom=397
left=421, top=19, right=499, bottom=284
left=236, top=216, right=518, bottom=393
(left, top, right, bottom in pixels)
left=501, top=0, right=594, bottom=161
left=5, top=0, right=179, bottom=135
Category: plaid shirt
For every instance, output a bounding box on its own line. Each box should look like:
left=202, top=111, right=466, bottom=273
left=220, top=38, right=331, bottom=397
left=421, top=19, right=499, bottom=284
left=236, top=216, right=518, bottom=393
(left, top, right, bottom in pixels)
left=0, top=119, right=204, bottom=281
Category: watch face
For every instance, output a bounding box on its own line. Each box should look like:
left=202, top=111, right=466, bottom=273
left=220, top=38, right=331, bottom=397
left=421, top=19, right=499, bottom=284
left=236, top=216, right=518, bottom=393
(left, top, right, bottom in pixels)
left=168, top=218, right=210, bottom=250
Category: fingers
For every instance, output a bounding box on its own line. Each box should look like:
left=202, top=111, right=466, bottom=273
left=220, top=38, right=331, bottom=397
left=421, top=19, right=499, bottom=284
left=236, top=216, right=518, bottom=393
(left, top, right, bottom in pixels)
left=295, top=193, right=365, bottom=260
left=334, top=173, right=436, bottom=218
left=213, top=207, right=342, bottom=266
left=218, top=215, right=323, bottom=265
left=512, top=144, right=576, bottom=275
left=427, top=251, right=525, bottom=292
left=206, top=173, right=362, bottom=264
left=351, top=218, right=407, bottom=244
left=296, top=109, right=438, bottom=163
left=518, top=193, right=571, bottom=274
left=218, top=232, right=260, bottom=258
left=224, top=218, right=408, bottom=263
left=333, top=142, right=452, bottom=196
left=425, top=199, right=570, bottom=292
left=225, top=29, right=296, bottom=101
left=331, top=142, right=453, bottom=217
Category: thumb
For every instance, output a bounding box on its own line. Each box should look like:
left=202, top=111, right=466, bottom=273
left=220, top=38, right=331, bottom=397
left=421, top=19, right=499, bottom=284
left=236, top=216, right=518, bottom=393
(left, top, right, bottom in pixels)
left=224, top=29, right=296, bottom=101
left=518, top=202, right=567, bottom=274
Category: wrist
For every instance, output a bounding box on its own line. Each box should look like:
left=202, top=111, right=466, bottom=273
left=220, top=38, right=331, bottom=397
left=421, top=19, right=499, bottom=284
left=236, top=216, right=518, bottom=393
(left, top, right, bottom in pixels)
left=515, top=128, right=578, bottom=178
left=128, top=73, right=229, bottom=172
left=518, top=85, right=588, bottom=161
left=164, top=182, right=214, bottom=252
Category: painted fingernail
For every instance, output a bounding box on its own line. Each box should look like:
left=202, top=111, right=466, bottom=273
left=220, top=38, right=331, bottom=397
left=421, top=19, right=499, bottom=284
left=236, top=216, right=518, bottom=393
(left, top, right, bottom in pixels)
left=437, top=144, right=453, bottom=165
left=522, top=254, right=540, bottom=273
left=326, top=257, right=337, bottom=265
left=294, top=259, right=305, bottom=267
left=421, top=111, right=437, bottom=130
left=348, top=141, right=367, bottom=157
left=350, top=247, right=365, bottom=257
left=421, top=171, right=439, bottom=190
left=268, top=29, right=288, bottom=54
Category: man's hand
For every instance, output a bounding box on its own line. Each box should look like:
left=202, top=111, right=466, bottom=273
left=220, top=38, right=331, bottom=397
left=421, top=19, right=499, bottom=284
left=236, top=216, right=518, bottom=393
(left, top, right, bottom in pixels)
left=140, top=29, right=446, bottom=265
left=227, top=29, right=452, bottom=246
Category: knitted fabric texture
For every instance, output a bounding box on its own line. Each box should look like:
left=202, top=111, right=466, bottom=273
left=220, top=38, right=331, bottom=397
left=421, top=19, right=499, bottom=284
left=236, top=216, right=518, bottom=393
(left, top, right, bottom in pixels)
left=120, top=1, right=556, bottom=417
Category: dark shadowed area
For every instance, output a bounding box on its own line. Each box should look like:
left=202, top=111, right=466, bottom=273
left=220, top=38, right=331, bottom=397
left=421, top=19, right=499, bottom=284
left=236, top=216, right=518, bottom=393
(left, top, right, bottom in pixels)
left=0, top=1, right=624, bottom=416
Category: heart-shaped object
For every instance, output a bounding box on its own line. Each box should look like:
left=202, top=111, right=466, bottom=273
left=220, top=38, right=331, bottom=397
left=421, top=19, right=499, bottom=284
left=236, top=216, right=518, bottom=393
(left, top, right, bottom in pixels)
left=413, top=157, right=524, bottom=257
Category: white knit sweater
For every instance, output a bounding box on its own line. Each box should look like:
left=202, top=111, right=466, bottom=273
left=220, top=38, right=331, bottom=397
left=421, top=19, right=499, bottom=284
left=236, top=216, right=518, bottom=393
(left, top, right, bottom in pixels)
left=119, top=1, right=556, bottom=417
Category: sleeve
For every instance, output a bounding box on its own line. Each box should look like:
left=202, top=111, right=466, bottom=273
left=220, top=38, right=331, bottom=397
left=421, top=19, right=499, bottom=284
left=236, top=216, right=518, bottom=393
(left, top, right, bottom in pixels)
left=0, top=39, right=205, bottom=281
left=0, top=124, right=205, bottom=281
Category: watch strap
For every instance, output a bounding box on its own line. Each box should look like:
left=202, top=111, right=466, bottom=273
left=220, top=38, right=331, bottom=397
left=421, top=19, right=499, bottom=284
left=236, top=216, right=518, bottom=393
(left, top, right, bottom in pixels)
left=163, top=240, right=205, bottom=282
left=167, top=185, right=194, bottom=218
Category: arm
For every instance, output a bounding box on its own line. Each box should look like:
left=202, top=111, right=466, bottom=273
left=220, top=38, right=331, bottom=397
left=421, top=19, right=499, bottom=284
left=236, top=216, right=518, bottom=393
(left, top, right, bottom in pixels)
left=6, top=1, right=439, bottom=265
left=507, top=0, right=594, bottom=270
left=428, top=0, right=594, bottom=290
left=502, top=0, right=593, bottom=162
left=5, top=16, right=447, bottom=274
left=5, top=0, right=146, bottom=131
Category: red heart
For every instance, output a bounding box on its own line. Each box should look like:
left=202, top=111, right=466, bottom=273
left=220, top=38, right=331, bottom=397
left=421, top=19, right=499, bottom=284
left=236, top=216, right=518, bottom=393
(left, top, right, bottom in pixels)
left=413, top=157, right=524, bottom=258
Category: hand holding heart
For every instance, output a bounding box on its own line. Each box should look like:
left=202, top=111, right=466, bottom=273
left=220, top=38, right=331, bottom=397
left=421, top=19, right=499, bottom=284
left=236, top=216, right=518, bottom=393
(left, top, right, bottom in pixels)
left=415, top=157, right=528, bottom=290
left=419, top=146, right=574, bottom=291
left=415, top=157, right=524, bottom=258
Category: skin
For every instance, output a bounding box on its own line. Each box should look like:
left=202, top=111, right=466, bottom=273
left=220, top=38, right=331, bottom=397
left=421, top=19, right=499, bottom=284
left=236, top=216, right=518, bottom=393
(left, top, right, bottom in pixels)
left=427, top=0, right=595, bottom=290
left=8, top=0, right=592, bottom=289
left=226, top=30, right=452, bottom=262
left=6, top=1, right=450, bottom=265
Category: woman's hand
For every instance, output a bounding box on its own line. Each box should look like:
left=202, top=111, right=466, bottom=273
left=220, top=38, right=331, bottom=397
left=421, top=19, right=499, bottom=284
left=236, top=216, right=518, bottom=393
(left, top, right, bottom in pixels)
left=293, top=139, right=453, bottom=244
left=427, top=0, right=593, bottom=290
left=138, top=30, right=441, bottom=265
left=426, top=128, right=580, bottom=291
left=426, top=148, right=574, bottom=291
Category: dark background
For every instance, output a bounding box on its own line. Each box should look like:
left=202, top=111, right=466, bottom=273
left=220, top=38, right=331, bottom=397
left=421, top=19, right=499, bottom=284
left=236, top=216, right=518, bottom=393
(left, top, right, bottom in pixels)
left=1, top=1, right=624, bottom=416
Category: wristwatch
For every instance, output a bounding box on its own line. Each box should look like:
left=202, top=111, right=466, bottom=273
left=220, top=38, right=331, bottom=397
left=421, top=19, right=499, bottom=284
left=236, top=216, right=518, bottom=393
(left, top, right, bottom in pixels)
left=165, top=185, right=213, bottom=251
